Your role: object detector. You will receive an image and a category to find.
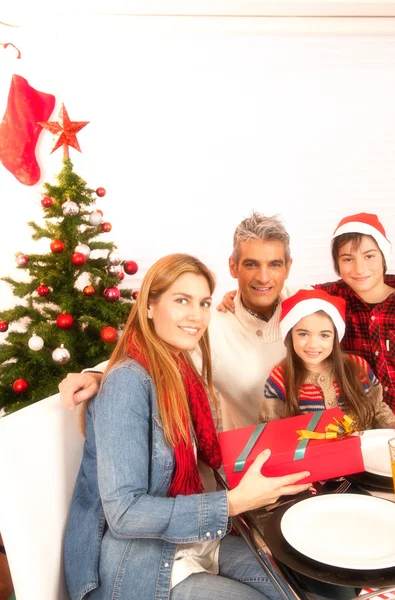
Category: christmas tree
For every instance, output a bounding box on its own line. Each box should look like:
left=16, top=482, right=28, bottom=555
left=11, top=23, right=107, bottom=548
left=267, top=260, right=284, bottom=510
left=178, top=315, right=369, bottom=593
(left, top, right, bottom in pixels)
left=0, top=105, right=138, bottom=413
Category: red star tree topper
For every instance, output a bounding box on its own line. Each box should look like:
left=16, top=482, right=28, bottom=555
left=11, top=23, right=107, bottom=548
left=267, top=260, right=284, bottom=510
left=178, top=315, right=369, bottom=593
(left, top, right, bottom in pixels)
left=38, top=104, right=89, bottom=158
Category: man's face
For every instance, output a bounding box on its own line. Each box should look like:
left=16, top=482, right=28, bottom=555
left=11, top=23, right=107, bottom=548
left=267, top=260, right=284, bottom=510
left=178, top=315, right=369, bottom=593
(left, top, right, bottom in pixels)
left=337, top=235, right=385, bottom=300
left=229, top=239, right=292, bottom=318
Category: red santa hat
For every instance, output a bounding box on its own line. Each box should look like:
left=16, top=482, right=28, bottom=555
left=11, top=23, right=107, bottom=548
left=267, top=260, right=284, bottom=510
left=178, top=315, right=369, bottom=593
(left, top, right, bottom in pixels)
left=332, top=213, right=391, bottom=264
left=280, top=289, right=347, bottom=341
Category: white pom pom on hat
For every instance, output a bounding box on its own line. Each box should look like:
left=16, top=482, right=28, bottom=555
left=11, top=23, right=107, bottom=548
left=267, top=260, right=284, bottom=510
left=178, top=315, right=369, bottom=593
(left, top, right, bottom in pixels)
left=332, top=212, right=391, bottom=264
left=280, top=289, right=347, bottom=341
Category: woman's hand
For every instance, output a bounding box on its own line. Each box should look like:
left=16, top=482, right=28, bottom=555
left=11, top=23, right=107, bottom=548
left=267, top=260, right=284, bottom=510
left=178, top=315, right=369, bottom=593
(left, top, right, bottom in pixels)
left=59, top=372, right=102, bottom=409
left=216, top=290, right=237, bottom=313
left=227, top=449, right=311, bottom=516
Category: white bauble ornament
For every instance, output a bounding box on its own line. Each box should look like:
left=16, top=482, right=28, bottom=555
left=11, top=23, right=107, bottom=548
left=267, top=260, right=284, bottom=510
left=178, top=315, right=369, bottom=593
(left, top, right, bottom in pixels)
left=107, top=264, right=122, bottom=277
left=28, top=333, right=44, bottom=351
left=74, top=244, right=91, bottom=258
left=107, top=250, right=122, bottom=265
left=89, top=211, right=103, bottom=226
left=62, top=200, right=79, bottom=216
left=52, top=344, right=71, bottom=364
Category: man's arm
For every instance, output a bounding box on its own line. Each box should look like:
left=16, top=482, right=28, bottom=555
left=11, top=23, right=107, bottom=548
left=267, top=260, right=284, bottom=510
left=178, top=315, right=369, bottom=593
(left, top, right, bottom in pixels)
left=58, top=361, right=108, bottom=409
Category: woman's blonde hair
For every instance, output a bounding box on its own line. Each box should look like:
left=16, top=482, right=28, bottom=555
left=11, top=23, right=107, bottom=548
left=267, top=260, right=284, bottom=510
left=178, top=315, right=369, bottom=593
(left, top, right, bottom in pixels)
left=101, top=253, right=217, bottom=447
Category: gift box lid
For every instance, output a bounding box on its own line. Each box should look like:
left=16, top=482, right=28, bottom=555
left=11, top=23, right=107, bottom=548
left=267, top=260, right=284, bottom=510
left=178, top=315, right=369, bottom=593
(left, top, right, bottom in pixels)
left=219, top=407, right=358, bottom=470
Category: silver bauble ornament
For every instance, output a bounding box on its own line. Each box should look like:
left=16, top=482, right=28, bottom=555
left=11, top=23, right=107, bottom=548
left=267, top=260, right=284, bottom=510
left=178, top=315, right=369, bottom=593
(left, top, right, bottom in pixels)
left=62, top=200, right=79, bottom=216
left=28, top=333, right=44, bottom=351
left=107, top=250, right=122, bottom=265
left=74, top=243, right=91, bottom=258
left=107, top=264, right=122, bottom=277
left=89, top=211, right=103, bottom=226
left=52, top=343, right=71, bottom=364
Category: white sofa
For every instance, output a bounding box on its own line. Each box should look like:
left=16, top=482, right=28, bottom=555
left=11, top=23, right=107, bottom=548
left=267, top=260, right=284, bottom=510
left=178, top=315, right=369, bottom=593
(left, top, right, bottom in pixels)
left=0, top=394, right=84, bottom=600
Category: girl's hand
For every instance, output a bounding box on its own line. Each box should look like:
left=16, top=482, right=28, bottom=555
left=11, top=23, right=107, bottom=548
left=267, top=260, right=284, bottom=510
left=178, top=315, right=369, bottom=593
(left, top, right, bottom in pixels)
left=216, top=290, right=237, bottom=313
left=227, top=449, right=311, bottom=516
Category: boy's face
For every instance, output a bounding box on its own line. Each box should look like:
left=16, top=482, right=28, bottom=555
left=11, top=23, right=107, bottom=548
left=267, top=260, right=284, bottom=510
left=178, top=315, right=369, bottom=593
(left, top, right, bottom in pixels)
left=337, top=235, right=385, bottom=298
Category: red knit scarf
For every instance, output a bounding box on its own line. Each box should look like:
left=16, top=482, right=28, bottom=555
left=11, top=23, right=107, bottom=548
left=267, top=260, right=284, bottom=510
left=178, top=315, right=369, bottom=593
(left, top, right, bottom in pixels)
left=128, top=334, right=222, bottom=497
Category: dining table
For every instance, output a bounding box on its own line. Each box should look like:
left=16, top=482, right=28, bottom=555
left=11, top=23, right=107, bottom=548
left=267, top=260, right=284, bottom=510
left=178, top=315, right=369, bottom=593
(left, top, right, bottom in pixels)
left=230, top=428, right=395, bottom=600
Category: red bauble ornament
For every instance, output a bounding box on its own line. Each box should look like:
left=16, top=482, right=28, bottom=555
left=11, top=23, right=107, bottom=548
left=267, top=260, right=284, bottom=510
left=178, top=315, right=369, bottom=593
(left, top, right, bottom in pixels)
left=101, top=222, right=112, bottom=232
left=100, top=326, right=118, bottom=344
left=96, top=187, right=106, bottom=197
left=56, top=313, right=74, bottom=329
left=37, top=284, right=50, bottom=297
left=16, top=254, right=28, bottom=267
left=50, top=239, right=65, bottom=253
left=96, top=209, right=104, bottom=216
left=41, top=196, right=53, bottom=208
left=132, top=290, right=139, bottom=300
left=118, top=271, right=125, bottom=281
left=72, top=252, right=86, bottom=266
left=13, top=378, right=29, bottom=393
left=104, top=287, right=120, bottom=302
left=123, top=260, right=138, bottom=275
left=83, top=285, right=95, bottom=296
left=0, top=320, right=8, bottom=332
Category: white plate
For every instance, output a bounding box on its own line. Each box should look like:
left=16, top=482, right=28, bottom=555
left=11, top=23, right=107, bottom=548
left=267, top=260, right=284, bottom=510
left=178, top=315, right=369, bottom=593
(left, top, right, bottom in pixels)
left=360, top=429, right=395, bottom=477
left=281, top=494, right=395, bottom=570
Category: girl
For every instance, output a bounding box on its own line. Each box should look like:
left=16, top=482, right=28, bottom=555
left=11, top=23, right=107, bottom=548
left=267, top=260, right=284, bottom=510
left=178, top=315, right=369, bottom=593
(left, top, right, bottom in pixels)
left=64, top=253, right=311, bottom=600
left=261, top=289, right=395, bottom=428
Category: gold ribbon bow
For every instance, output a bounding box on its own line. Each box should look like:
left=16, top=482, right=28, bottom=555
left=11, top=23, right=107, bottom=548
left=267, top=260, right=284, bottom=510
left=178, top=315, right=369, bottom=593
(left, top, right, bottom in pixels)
left=296, top=414, right=358, bottom=441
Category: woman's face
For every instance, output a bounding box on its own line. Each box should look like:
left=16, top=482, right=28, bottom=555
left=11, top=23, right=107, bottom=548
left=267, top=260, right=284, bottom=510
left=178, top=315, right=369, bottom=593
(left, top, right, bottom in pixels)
left=148, top=272, right=212, bottom=353
left=291, top=312, right=335, bottom=373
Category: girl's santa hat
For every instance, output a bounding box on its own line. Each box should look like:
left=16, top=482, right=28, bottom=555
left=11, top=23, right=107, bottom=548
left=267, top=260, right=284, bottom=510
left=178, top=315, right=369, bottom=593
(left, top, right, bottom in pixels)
left=280, top=289, right=347, bottom=341
left=332, top=213, right=391, bottom=264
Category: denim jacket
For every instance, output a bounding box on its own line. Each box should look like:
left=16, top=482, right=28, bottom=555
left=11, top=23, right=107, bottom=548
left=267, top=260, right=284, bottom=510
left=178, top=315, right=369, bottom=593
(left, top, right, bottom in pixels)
left=64, top=359, right=230, bottom=600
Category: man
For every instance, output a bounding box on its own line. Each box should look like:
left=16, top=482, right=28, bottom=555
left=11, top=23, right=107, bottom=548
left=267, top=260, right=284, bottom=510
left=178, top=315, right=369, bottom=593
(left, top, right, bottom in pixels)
left=59, top=211, right=301, bottom=429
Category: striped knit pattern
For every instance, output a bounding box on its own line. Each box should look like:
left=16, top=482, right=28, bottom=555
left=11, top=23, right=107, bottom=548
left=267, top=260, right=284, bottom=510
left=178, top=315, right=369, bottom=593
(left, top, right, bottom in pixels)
left=264, top=354, right=378, bottom=415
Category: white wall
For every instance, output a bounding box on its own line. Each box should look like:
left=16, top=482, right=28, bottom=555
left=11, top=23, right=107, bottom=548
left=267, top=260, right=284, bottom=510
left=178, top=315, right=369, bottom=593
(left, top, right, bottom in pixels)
left=1, top=13, right=395, bottom=316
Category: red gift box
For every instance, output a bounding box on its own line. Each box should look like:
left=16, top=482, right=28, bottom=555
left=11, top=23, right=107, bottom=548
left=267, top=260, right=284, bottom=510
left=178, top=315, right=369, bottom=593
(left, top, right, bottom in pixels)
left=218, top=408, right=364, bottom=488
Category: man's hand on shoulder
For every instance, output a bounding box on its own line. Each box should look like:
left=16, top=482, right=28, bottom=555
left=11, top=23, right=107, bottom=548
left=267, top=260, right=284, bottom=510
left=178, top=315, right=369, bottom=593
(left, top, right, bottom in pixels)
left=59, top=372, right=103, bottom=409
left=216, top=290, right=237, bottom=313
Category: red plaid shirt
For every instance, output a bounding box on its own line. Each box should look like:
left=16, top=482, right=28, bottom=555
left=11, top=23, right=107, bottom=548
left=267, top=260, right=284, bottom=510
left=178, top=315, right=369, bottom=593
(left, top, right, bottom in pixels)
left=315, top=276, right=395, bottom=411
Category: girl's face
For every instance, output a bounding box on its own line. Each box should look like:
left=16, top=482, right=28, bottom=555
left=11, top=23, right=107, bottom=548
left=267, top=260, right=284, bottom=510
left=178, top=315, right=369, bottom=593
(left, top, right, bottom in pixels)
left=291, top=312, right=335, bottom=373
left=148, top=272, right=212, bottom=354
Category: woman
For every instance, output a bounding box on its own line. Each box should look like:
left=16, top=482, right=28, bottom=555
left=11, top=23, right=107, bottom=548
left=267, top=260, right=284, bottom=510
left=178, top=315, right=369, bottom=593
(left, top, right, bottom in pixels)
left=64, top=253, right=310, bottom=600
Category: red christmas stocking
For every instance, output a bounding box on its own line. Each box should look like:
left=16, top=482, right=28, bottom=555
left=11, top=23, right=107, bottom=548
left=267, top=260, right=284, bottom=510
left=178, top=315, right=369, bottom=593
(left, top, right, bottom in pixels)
left=0, top=74, right=55, bottom=186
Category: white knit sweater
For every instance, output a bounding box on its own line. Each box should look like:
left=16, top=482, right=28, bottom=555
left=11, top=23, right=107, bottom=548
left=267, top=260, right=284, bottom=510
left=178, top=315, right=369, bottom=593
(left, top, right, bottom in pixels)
left=206, top=286, right=301, bottom=431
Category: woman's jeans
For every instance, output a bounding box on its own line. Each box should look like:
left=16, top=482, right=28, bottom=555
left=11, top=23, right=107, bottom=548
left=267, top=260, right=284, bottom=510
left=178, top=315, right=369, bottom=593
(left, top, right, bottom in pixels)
left=170, top=535, right=357, bottom=600
left=170, top=535, right=282, bottom=600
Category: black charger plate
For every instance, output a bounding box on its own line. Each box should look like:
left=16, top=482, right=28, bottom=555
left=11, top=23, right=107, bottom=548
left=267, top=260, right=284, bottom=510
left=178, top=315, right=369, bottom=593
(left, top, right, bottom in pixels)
left=348, top=471, right=394, bottom=492
left=264, top=502, right=395, bottom=588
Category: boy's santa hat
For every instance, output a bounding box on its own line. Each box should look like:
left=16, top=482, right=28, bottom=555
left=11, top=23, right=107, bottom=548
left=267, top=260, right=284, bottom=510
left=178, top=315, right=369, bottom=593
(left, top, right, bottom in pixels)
left=332, top=213, right=391, bottom=264
left=280, top=289, right=347, bottom=341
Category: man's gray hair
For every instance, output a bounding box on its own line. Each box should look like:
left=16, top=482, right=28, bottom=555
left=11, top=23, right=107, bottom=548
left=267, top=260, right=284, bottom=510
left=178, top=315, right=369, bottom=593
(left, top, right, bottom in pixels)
left=231, top=211, right=291, bottom=263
